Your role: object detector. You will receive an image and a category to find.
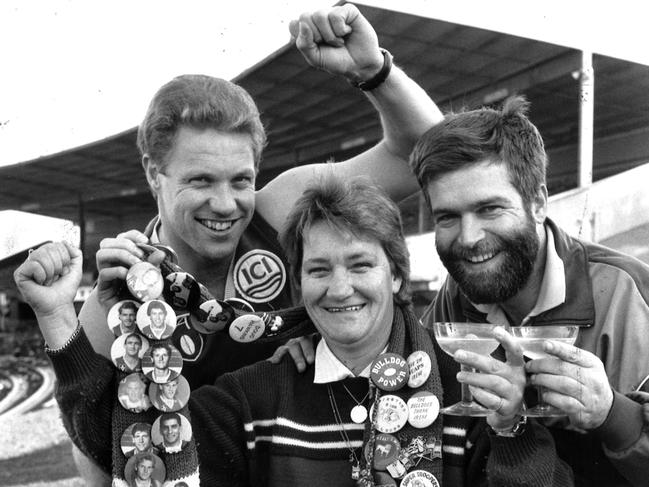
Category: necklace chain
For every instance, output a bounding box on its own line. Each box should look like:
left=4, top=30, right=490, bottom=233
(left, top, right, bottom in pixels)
left=326, top=384, right=359, bottom=466
left=341, top=383, right=370, bottom=406
left=326, top=381, right=381, bottom=485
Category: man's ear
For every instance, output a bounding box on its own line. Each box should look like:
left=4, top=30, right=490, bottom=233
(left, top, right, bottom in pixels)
left=531, top=184, right=548, bottom=223
left=142, top=154, right=162, bottom=192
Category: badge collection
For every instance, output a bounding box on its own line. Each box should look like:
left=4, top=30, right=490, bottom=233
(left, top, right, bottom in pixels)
left=108, top=243, right=443, bottom=486
left=350, top=352, right=442, bottom=487
left=109, top=243, right=296, bottom=485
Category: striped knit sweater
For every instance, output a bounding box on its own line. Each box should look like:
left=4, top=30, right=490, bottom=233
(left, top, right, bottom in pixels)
left=51, top=306, right=573, bottom=486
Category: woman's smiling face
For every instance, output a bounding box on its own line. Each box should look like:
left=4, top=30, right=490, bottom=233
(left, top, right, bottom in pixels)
left=300, top=221, right=401, bottom=350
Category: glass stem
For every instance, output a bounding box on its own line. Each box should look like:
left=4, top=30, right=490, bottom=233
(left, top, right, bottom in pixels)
left=460, top=364, right=474, bottom=406
left=536, top=385, right=548, bottom=409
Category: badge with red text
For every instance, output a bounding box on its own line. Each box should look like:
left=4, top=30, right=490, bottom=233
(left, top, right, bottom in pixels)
left=406, top=351, right=431, bottom=388
left=400, top=470, right=440, bottom=487
left=126, top=261, right=164, bottom=302
left=233, top=250, right=286, bottom=303
left=364, top=433, right=401, bottom=471
left=373, top=395, right=408, bottom=434
left=229, top=314, right=265, bottom=343
left=407, top=390, right=439, bottom=429
left=370, top=353, right=409, bottom=391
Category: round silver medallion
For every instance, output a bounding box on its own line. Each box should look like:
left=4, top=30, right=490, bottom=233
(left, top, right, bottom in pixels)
left=350, top=404, right=368, bottom=424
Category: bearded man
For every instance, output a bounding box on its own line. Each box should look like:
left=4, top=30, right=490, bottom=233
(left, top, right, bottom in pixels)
left=409, top=95, right=649, bottom=487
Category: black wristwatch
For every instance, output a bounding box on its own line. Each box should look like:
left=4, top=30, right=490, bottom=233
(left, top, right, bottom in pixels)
left=492, top=415, right=527, bottom=437
left=351, top=48, right=393, bottom=91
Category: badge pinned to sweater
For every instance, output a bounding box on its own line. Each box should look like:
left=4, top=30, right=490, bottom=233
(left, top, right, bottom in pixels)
left=370, top=353, right=409, bottom=391
left=400, top=470, right=440, bottom=487
left=149, top=375, right=190, bottom=412
left=107, top=300, right=141, bottom=337
left=172, top=314, right=204, bottom=362
left=117, top=373, right=152, bottom=413
left=229, top=314, right=266, bottom=343
left=406, top=351, right=431, bottom=388
left=233, top=249, right=286, bottom=303
left=111, top=332, right=149, bottom=373
left=141, top=342, right=183, bottom=384
left=364, top=433, right=401, bottom=471
left=126, top=261, right=164, bottom=302
left=151, top=412, right=193, bottom=454
left=407, top=391, right=439, bottom=429
left=124, top=452, right=166, bottom=485
left=137, top=300, right=177, bottom=341
left=192, top=299, right=235, bottom=334
left=372, top=395, right=408, bottom=434
left=120, top=422, right=157, bottom=458
left=163, top=271, right=200, bottom=309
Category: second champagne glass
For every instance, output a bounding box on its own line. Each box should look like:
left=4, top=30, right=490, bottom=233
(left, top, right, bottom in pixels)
left=510, top=325, right=579, bottom=417
left=432, top=322, right=507, bottom=416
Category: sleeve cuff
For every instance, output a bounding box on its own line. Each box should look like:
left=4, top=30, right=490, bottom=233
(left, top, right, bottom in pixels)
left=488, top=417, right=540, bottom=466
left=44, top=320, right=83, bottom=354
left=46, top=325, right=108, bottom=387
left=595, top=390, right=644, bottom=451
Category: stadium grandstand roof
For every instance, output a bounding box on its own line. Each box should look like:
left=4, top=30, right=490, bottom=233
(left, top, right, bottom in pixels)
left=2, top=3, right=648, bottom=243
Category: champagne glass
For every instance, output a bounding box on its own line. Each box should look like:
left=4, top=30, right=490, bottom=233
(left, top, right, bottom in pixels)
left=510, top=325, right=579, bottom=417
left=432, top=322, right=507, bottom=416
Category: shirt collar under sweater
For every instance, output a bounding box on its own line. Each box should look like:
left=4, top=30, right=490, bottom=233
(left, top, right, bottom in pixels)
left=313, top=339, right=387, bottom=383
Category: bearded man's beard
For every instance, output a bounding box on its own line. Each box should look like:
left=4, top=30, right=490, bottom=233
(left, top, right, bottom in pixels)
left=437, top=218, right=540, bottom=304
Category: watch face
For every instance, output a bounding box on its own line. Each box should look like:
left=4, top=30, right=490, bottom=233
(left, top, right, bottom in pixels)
left=493, top=415, right=527, bottom=437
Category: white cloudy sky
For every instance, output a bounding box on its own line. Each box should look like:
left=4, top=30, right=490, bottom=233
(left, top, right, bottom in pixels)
left=1, top=0, right=647, bottom=167
left=0, top=0, right=333, bottom=166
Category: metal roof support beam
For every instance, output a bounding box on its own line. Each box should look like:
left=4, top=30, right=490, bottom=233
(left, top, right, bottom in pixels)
left=578, top=50, right=594, bottom=187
